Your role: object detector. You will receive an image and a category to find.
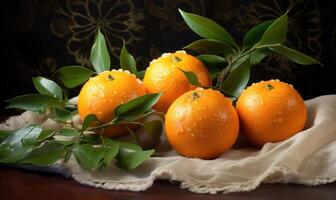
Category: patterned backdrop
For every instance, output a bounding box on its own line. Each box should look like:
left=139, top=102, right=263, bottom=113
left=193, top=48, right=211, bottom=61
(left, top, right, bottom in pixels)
left=1, top=0, right=335, bottom=114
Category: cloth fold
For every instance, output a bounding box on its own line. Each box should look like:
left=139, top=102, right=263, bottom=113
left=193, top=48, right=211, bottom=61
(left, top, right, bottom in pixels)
left=1, top=95, right=336, bottom=194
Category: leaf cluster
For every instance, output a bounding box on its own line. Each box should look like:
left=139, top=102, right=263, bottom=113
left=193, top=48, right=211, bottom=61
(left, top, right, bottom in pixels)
left=2, top=29, right=162, bottom=170
left=179, top=9, right=322, bottom=99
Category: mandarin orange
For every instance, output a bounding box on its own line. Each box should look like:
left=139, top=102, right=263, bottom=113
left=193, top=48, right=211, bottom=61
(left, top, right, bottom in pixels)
left=165, top=88, right=239, bottom=159
left=143, top=50, right=211, bottom=113
left=77, top=69, right=147, bottom=137
left=236, top=80, right=307, bottom=147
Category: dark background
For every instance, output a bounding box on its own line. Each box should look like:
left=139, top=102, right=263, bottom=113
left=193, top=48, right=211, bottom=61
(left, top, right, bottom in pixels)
left=1, top=0, right=335, bottom=115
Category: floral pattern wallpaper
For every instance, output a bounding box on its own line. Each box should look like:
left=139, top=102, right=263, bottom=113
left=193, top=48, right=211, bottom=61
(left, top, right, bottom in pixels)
left=1, top=0, right=335, bottom=114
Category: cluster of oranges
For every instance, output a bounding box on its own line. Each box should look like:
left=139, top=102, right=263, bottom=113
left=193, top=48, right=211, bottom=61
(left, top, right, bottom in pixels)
left=78, top=51, right=307, bottom=159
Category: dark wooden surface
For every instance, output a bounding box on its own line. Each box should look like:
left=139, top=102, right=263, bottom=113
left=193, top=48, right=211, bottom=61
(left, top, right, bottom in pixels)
left=0, top=167, right=335, bottom=200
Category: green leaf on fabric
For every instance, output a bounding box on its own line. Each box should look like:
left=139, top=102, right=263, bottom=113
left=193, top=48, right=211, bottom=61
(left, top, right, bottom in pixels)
left=102, top=143, right=119, bottom=167
left=116, top=142, right=154, bottom=169
left=0, top=131, right=12, bottom=143
left=1, top=126, right=42, bottom=146
left=0, top=143, right=33, bottom=163
left=73, top=144, right=105, bottom=170
left=22, top=142, right=66, bottom=166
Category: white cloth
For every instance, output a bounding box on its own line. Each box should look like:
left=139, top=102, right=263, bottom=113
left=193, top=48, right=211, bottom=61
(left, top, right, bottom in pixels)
left=1, top=95, right=336, bottom=194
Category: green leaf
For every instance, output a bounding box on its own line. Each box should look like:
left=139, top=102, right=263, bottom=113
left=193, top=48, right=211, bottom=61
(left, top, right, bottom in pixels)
left=81, top=114, right=100, bottom=131
left=143, top=120, right=162, bottom=144
left=6, top=94, right=62, bottom=112
left=52, top=106, right=73, bottom=122
left=57, top=129, right=81, bottom=137
left=116, top=146, right=154, bottom=169
left=221, top=59, right=250, bottom=98
left=80, top=134, right=101, bottom=144
left=0, top=126, right=42, bottom=163
left=1, top=126, right=42, bottom=146
left=244, top=20, right=274, bottom=49
left=56, top=66, right=93, bottom=88
left=50, top=140, right=75, bottom=146
left=33, top=76, right=63, bottom=100
left=90, top=29, right=111, bottom=73
left=250, top=49, right=272, bottom=65
left=73, top=144, right=105, bottom=170
left=269, top=45, right=322, bottom=66
left=118, top=142, right=143, bottom=152
left=0, top=131, right=12, bottom=143
left=179, top=68, right=200, bottom=86
left=0, top=143, right=33, bottom=163
left=179, top=9, right=237, bottom=47
left=259, top=11, right=288, bottom=45
left=102, top=144, right=119, bottom=167
left=115, top=93, right=162, bottom=121
left=120, top=40, right=138, bottom=76
left=197, top=54, right=226, bottom=64
left=137, top=70, right=145, bottom=80
left=37, top=129, right=55, bottom=141
left=184, top=39, right=233, bottom=54
left=196, top=57, right=222, bottom=80
left=117, top=150, right=154, bottom=169
left=63, top=148, right=72, bottom=163
left=22, top=143, right=66, bottom=166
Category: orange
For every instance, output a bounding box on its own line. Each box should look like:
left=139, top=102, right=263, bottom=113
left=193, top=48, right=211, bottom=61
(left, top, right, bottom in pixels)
left=165, top=88, right=239, bottom=159
left=143, top=50, right=211, bottom=113
left=236, top=79, right=307, bottom=147
left=77, top=69, right=147, bottom=137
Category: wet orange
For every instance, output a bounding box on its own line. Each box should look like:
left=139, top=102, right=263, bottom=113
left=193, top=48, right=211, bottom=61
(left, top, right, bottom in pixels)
left=236, top=80, right=307, bottom=147
left=77, top=70, right=147, bottom=137
left=143, top=50, right=211, bottom=113
left=165, top=88, right=239, bottom=159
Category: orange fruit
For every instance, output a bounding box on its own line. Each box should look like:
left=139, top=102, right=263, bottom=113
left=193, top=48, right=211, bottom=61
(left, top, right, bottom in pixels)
left=143, top=50, right=211, bottom=113
left=236, top=79, right=307, bottom=147
left=165, top=88, right=239, bottom=159
left=77, top=69, right=147, bottom=137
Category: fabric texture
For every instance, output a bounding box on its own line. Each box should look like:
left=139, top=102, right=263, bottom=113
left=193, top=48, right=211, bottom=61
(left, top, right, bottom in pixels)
left=1, top=95, right=336, bottom=194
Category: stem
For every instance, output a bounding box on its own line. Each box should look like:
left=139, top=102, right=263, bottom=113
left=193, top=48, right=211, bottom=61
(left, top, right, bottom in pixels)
left=125, top=125, right=140, bottom=144
left=87, top=119, right=118, bottom=131
left=87, top=110, right=156, bottom=132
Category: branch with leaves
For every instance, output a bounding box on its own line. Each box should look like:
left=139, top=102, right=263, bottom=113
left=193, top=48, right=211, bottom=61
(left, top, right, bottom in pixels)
left=179, top=9, right=321, bottom=99
left=1, top=29, right=162, bottom=170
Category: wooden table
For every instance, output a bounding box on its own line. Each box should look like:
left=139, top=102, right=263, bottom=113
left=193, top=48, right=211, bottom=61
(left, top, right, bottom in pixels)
left=1, top=167, right=335, bottom=200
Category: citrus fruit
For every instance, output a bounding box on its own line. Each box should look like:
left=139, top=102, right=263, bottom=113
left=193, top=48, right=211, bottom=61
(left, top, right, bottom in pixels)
left=236, top=79, right=307, bottom=147
left=165, top=88, right=239, bottom=159
left=77, top=69, right=147, bottom=137
left=143, top=50, right=211, bottom=113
